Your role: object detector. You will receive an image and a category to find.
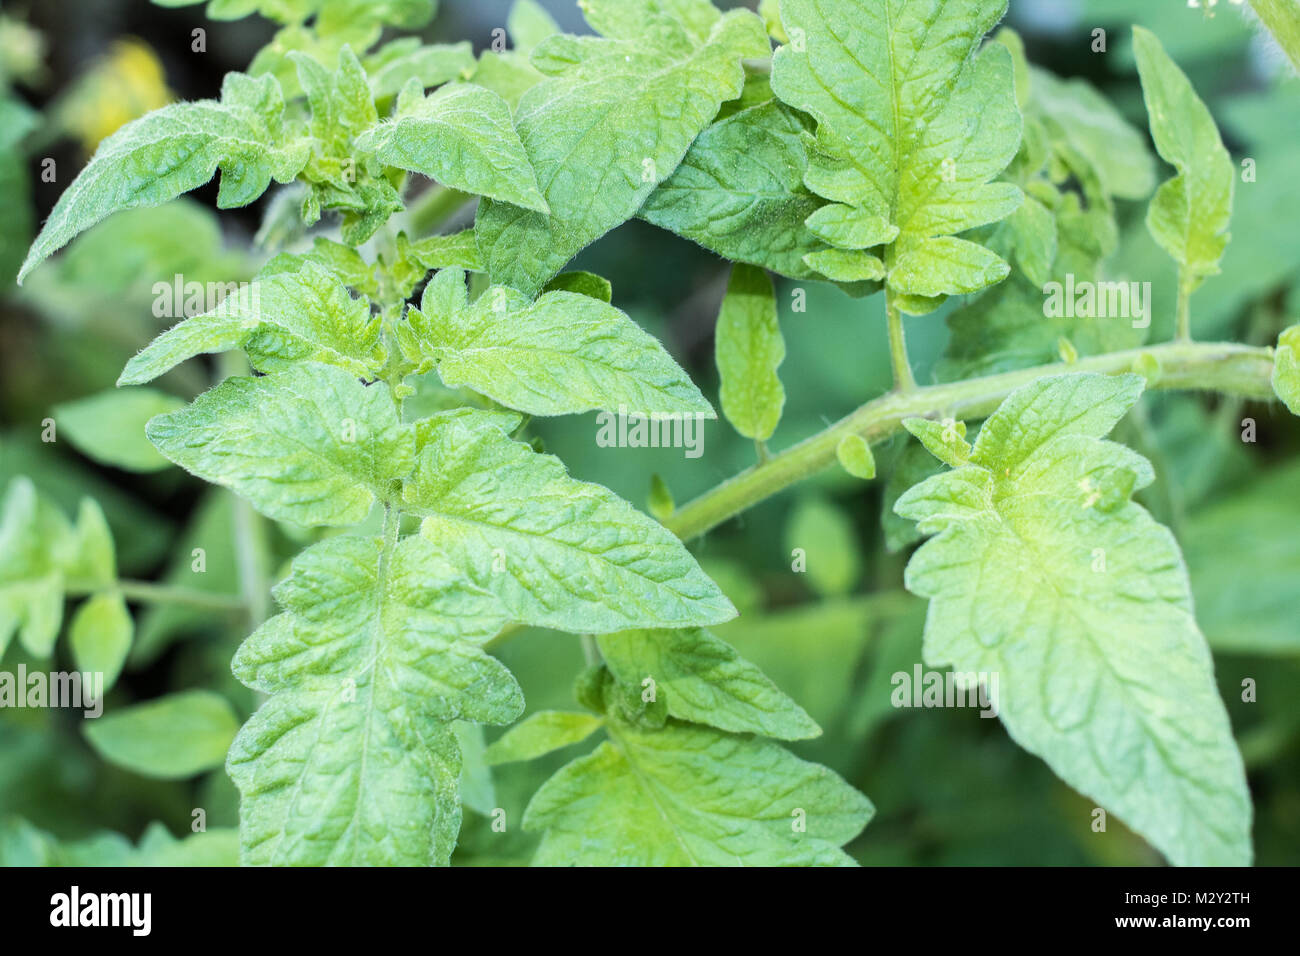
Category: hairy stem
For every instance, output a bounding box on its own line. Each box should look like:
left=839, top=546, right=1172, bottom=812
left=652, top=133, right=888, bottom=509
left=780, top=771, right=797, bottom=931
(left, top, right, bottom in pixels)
left=885, top=292, right=918, bottom=393
left=66, top=580, right=246, bottom=612
left=667, top=341, right=1276, bottom=541
left=1175, top=269, right=1194, bottom=342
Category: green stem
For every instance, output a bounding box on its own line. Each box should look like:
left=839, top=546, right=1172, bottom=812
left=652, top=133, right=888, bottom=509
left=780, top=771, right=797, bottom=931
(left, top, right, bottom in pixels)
left=407, top=185, right=475, bottom=236
left=1175, top=269, right=1194, bottom=342
left=667, top=341, right=1276, bottom=541
left=66, top=580, right=246, bottom=612
left=885, top=292, right=917, bottom=393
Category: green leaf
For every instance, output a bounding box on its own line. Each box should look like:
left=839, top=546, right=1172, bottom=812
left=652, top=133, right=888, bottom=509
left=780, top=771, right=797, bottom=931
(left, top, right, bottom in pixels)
left=1249, top=0, right=1300, bottom=73
left=802, top=248, right=885, bottom=282
left=19, top=72, right=310, bottom=283
left=597, top=627, right=820, bottom=740
left=404, top=409, right=736, bottom=632
left=0, top=817, right=240, bottom=867
left=484, top=710, right=604, bottom=765
left=146, top=363, right=413, bottom=528
left=896, top=372, right=1252, bottom=866
left=356, top=83, right=548, bottom=213
left=53, top=388, right=185, bottom=472
left=1133, top=26, right=1234, bottom=289
left=524, top=720, right=872, bottom=866
left=784, top=496, right=861, bottom=598
left=399, top=269, right=712, bottom=417
left=902, top=417, right=971, bottom=469
left=364, top=39, right=475, bottom=100
left=836, top=434, right=876, bottom=480
left=1273, top=324, right=1300, bottom=415
left=641, top=100, right=830, bottom=280
left=542, top=271, right=612, bottom=303
left=228, top=534, right=520, bottom=865
left=69, top=593, right=133, bottom=693
left=508, top=0, right=562, bottom=54
left=771, top=0, right=1022, bottom=306
left=119, top=261, right=385, bottom=385
left=0, top=478, right=75, bottom=658
left=1185, top=462, right=1300, bottom=655
left=475, top=1, right=769, bottom=295
left=715, top=265, right=785, bottom=442
left=84, top=690, right=239, bottom=779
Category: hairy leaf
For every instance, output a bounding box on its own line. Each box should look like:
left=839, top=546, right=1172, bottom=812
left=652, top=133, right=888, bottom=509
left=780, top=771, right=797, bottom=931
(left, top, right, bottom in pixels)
left=475, top=0, right=769, bottom=295
left=19, top=73, right=309, bottom=282
left=404, top=410, right=736, bottom=632
left=147, top=363, right=413, bottom=527
left=896, top=373, right=1252, bottom=866
left=228, top=534, right=519, bottom=865
left=399, top=268, right=712, bottom=417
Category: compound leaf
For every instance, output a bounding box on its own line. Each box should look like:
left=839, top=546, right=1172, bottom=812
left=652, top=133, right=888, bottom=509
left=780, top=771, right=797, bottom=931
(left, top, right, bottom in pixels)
left=896, top=372, right=1252, bottom=866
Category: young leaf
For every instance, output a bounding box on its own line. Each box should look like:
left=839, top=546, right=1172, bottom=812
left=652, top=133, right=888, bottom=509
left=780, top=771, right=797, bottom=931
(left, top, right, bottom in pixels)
left=53, top=388, right=185, bottom=472
left=364, top=39, right=475, bottom=100
left=84, top=690, right=240, bottom=779
left=640, top=99, right=829, bottom=279
left=836, top=434, right=876, bottom=480
left=399, top=269, right=713, bottom=417
left=524, top=721, right=871, bottom=866
left=771, top=0, right=1022, bottom=308
left=475, top=1, right=769, bottom=295
left=484, top=710, right=604, bottom=765
left=715, top=264, right=786, bottom=442
left=1133, top=26, right=1234, bottom=290
left=596, top=627, right=820, bottom=741
left=355, top=83, right=548, bottom=213
left=119, top=261, right=385, bottom=385
left=1274, top=323, right=1300, bottom=414
left=404, top=410, right=736, bottom=632
left=18, top=73, right=310, bottom=282
left=0, top=478, right=75, bottom=657
left=228, top=534, right=520, bottom=866
left=147, top=363, right=414, bottom=527
left=896, top=373, right=1252, bottom=866
left=784, top=496, right=861, bottom=598
left=69, top=593, right=133, bottom=692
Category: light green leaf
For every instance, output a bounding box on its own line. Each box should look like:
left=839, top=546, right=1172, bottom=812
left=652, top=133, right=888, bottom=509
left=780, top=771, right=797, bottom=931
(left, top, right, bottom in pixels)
left=1249, top=0, right=1300, bottom=73
left=455, top=721, right=497, bottom=817
left=364, top=39, right=475, bottom=99
left=356, top=83, right=548, bottom=213
left=399, top=269, right=712, bottom=417
left=66, top=498, right=118, bottom=588
left=902, top=417, right=971, bottom=469
left=802, top=248, right=886, bottom=282
left=508, top=0, right=561, bottom=54
left=524, top=720, right=872, bottom=866
left=54, top=388, right=185, bottom=472
left=597, top=627, right=819, bottom=740
left=542, top=270, right=612, bottom=302
left=228, top=534, right=519, bottom=865
left=19, top=72, right=309, bottom=283
left=896, top=372, right=1252, bottom=866
left=1273, top=324, right=1300, bottom=415
left=476, top=1, right=768, bottom=295
left=485, top=710, right=604, bottom=765
left=1133, top=26, right=1234, bottom=289
left=147, top=362, right=413, bottom=528
left=69, top=593, right=133, bottom=693
left=715, top=264, right=785, bottom=442
left=0, top=817, right=240, bottom=867
left=84, top=690, right=239, bottom=779
left=641, top=100, right=830, bottom=280
left=836, top=434, right=876, bottom=480
left=784, top=496, right=860, bottom=598
left=404, top=409, right=736, bottom=632
left=0, top=478, right=74, bottom=658
left=120, top=261, right=384, bottom=385
left=771, top=0, right=1022, bottom=308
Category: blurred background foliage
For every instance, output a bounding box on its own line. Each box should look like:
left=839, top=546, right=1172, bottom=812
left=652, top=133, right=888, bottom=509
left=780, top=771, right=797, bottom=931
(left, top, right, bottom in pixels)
left=0, top=0, right=1297, bottom=866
